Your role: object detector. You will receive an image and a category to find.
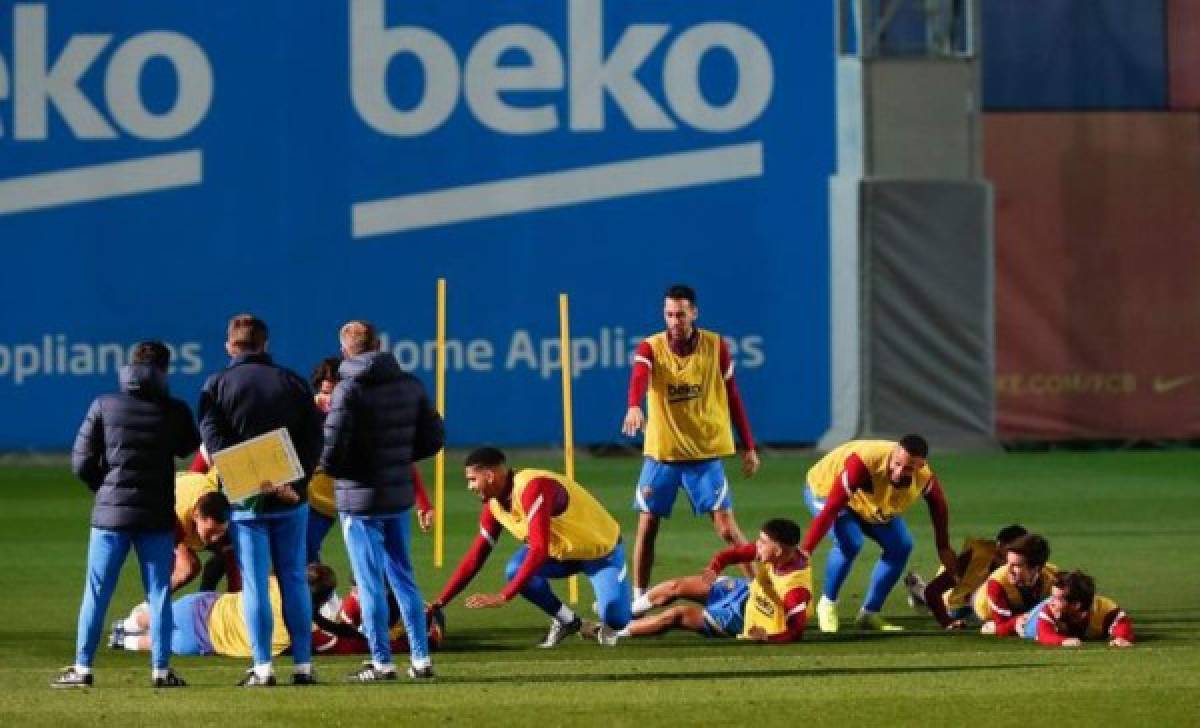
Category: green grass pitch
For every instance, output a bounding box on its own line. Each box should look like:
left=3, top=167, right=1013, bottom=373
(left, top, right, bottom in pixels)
left=1, top=450, right=1198, bottom=726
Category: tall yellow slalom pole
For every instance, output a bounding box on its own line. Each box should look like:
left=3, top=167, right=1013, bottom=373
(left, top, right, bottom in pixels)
left=435, top=278, right=447, bottom=568
left=558, top=293, right=579, bottom=605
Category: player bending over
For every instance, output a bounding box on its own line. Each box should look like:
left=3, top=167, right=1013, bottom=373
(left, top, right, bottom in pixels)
left=590, top=518, right=811, bottom=645
left=1020, top=570, right=1134, bottom=648
left=905, top=524, right=1028, bottom=629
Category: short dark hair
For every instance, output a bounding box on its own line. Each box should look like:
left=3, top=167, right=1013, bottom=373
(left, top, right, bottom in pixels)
left=311, top=356, right=342, bottom=389
left=228, top=314, right=268, bottom=353
left=194, top=491, right=230, bottom=523
left=898, top=434, right=929, bottom=459
left=761, top=518, right=803, bottom=548
left=995, top=524, right=1028, bottom=549
left=1054, top=570, right=1095, bottom=608
left=307, top=562, right=337, bottom=605
left=465, top=447, right=507, bottom=468
left=130, top=341, right=171, bottom=371
left=664, top=284, right=696, bottom=305
left=1008, top=533, right=1050, bottom=569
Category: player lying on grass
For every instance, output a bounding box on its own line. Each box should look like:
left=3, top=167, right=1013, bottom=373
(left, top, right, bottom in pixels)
left=586, top=518, right=811, bottom=645
left=975, top=532, right=1058, bottom=637
left=428, top=447, right=632, bottom=648
left=905, top=524, right=1028, bottom=629
left=1019, top=570, right=1134, bottom=648
left=111, top=563, right=443, bottom=664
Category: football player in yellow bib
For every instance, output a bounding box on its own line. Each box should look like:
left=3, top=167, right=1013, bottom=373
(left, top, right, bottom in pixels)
left=904, top=524, right=1028, bottom=629
left=171, top=469, right=236, bottom=593
left=1021, top=570, right=1134, bottom=648
left=589, top=519, right=812, bottom=645
left=428, top=448, right=632, bottom=648
left=800, top=435, right=957, bottom=632
left=621, top=285, right=761, bottom=601
left=976, top=532, right=1058, bottom=637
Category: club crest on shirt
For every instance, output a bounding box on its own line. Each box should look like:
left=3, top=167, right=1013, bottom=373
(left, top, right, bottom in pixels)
left=667, top=383, right=703, bottom=403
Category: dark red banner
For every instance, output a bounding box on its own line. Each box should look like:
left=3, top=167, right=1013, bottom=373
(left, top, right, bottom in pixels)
left=987, top=112, right=1200, bottom=439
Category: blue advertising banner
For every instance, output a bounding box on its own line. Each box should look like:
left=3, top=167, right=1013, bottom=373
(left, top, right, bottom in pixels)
left=0, top=0, right=834, bottom=449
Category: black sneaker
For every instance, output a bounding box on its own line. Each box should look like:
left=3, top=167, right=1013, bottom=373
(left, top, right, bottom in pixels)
left=51, top=667, right=93, bottom=689
left=292, top=671, right=318, bottom=686
left=346, top=662, right=398, bottom=683
left=538, top=616, right=582, bottom=648
left=237, top=669, right=277, bottom=687
left=407, top=665, right=435, bottom=681
left=153, top=669, right=187, bottom=688
left=108, top=622, right=126, bottom=650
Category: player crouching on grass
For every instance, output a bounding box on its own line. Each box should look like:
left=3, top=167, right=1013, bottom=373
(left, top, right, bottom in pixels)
left=586, top=518, right=811, bottom=645
left=110, top=563, right=444, bottom=659
left=1019, top=570, right=1134, bottom=648
left=427, top=447, right=633, bottom=648
left=904, top=524, right=1028, bottom=630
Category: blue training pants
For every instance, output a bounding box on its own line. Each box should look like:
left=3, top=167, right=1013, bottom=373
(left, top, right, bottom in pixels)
left=75, top=527, right=174, bottom=670
left=504, top=541, right=633, bottom=630
left=804, top=485, right=914, bottom=613
left=341, top=512, right=429, bottom=667
left=231, top=505, right=312, bottom=666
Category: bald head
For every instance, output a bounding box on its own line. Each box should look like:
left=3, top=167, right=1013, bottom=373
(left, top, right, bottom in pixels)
left=339, top=320, right=380, bottom=356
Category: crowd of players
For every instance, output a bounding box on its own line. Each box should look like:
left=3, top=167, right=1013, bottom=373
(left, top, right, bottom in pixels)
left=52, top=285, right=1133, bottom=689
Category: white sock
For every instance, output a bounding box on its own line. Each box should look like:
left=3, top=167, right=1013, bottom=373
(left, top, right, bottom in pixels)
left=373, top=661, right=397, bottom=673
left=411, top=656, right=432, bottom=670
left=152, top=668, right=169, bottom=680
left=633, top=587, right=646, bottom=601
left=819, top=595, right=837, bottom=608
left=616, top=626, right=632, bottom=638
left=253, top=663, right=273, bottom=680
left=293, top=663, right=312, bottom=676
left=74, top=665, right=92, bottom=676
left=122, top=636, right=143, bottom=651
left=555, top=605, right=578, bottom=624
left=631, top=593, right=654, bottom=617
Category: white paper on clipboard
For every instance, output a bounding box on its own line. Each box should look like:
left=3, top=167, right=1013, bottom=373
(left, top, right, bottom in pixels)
left=210, top=427, right=304, bottom=503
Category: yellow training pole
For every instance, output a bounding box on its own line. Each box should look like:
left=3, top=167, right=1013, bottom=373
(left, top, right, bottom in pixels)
left=559, top=293, right=579, bottom=604
left=435, top=278, right=447, bottom=568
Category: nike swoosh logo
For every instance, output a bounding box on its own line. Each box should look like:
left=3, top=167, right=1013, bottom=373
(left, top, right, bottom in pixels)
left=1153, top=375, right=1195, bottom=394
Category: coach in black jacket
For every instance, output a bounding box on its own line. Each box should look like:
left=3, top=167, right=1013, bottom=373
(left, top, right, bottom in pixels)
left=320, top=319, right=443, bottom=682
left=54, top=342, right=200, bottom=689
left=196, top=314, right=321, bottom=687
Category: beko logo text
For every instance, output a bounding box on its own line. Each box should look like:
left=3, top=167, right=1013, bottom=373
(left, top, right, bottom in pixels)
left=0, top=4, right=211, bottom=215
left=349, top=0, right=774, bottom=237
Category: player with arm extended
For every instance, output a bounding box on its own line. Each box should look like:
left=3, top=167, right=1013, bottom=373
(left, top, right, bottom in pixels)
left=1020, top=570, right=1134, bottom=648
left=428, top=448, right=632, bottom=648
left=905, top=524, right=1028, bottom=629
left=591, top=518, right=811, bottom=645
left=800, top=435, right=956, bottom=633
left=975, top=532, right=1058, bottom=637
left=622, top=284, right=760, bottom=599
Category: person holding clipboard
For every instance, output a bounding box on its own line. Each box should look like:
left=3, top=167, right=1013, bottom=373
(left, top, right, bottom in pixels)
left=197, top=314, right=322, bottom=687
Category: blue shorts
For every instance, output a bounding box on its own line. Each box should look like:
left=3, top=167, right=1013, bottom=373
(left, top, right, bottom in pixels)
left=1021, top=598, right=1052, bottom=640
left=701, top=577, right=750, bottom=637
left=170, top=592, right=217, bottom=656
left=634, top=458, right=731, bottom=516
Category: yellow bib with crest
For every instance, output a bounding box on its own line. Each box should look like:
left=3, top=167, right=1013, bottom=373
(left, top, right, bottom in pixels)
left=740, top=561, right=813, bottom=639
left=807, top=440, right=933, bottom=524
left=488, top=469, right=620, bottom=561
left=174, top=469, right=221, bottom=552
left=642, top=330, right=735, bottom=462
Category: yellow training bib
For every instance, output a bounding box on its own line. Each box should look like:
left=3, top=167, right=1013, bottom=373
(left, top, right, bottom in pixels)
left=807, top=440, right=933, bottom=524
left=488, top=469, right=620, bottom=561
left=642, top=330, right=735, bottom=462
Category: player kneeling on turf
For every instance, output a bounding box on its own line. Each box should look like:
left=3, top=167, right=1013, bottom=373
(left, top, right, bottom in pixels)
left=1019, top=570, right=1134, bottom=648
left=905, top=524, right=1028, bottom=629
left=590, top=518, right=811, bottom=645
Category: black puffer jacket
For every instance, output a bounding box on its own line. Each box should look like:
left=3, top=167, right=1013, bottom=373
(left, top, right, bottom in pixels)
left=72, top=364, right=201, bottom=531
left=320, top=351, right=444, bottom=516
left=197, top=352, right=322, bottom=513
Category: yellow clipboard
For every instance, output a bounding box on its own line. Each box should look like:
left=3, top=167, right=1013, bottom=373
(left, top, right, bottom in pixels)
left=210, top=427, right=304, bottom=503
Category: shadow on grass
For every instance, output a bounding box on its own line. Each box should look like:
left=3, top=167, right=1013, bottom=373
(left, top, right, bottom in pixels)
left=441, top=663, right=1046, bottom=686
